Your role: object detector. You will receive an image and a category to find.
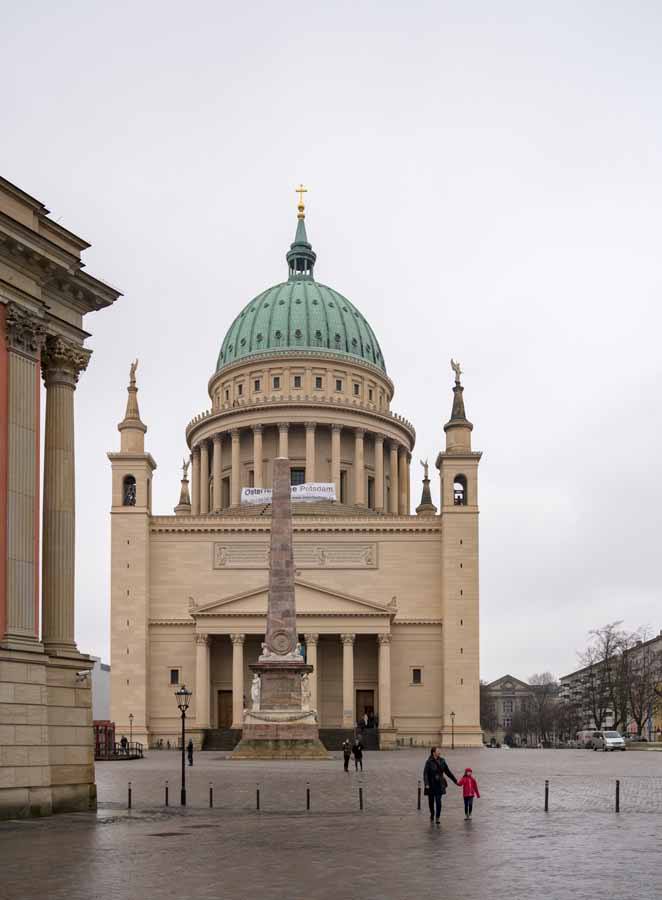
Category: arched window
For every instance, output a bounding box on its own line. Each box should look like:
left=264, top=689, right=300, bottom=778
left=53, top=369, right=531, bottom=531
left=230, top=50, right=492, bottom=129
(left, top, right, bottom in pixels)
left=453, top=475, right=467, bottom=506
left=123, top=475, right=137, bottom=506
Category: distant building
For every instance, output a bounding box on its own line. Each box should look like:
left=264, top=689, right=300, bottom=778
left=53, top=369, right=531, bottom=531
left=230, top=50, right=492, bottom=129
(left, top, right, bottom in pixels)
left=90, top=658, right=111, bottom=721
left=482, top=675, right=537, bottom=744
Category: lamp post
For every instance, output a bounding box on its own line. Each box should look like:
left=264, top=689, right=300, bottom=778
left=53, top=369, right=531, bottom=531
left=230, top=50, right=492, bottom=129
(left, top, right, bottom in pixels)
left=175, top=685, right=192, bottom=806
left=450, top=711, right=456, bottom=750
left=128, top=712, right=134, bottom=747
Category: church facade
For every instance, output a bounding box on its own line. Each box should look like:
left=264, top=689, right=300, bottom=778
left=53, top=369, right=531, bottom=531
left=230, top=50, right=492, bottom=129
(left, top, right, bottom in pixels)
left=109, top=196, right=483, bottom=749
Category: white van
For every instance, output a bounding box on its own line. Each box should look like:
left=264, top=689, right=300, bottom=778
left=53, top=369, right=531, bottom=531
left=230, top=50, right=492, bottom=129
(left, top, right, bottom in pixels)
left=592, top=730, right=626, bottom=752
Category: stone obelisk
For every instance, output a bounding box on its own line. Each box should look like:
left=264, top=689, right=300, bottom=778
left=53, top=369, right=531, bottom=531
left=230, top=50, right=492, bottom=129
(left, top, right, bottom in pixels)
left=233, top=458, right=329, bottom=759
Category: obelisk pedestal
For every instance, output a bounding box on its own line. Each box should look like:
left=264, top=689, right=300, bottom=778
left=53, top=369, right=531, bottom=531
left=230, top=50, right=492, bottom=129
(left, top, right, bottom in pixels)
left=233, top=458, right=329, bottom=759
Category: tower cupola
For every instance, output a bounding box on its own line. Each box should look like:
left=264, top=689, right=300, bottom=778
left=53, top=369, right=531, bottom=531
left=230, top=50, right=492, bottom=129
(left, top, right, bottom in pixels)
left=286, top=185, right=317, bottom=281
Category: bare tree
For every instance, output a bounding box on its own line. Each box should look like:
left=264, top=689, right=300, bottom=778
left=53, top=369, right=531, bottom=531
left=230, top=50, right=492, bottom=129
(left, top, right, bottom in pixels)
left=579, top=622, right=629, bottom=729
left=627, top=630, right=662, bottom=736
left=511, top=698, right=536, bottom=744
left=479, top=681, right=499, bottom=734
left=528, top=672, right=559, bottom=743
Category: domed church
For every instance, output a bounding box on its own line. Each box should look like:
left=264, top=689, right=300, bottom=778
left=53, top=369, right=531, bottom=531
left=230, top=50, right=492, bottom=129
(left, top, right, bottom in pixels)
left=109, top=192, right=483, bottom=749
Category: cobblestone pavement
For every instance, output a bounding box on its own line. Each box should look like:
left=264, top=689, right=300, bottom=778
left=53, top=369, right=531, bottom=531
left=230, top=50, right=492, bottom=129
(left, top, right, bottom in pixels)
left=1, top=749, right=661, bottom=900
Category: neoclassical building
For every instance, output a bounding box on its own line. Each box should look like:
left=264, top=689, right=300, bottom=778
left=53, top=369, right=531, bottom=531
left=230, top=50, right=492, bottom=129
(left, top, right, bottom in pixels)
left=110, top=196, right=482, bottom=749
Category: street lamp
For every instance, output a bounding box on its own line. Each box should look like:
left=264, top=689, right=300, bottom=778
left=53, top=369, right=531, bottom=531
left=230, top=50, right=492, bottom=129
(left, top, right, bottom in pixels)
left=175, top=685, right=192, bottom=806
left=128, top=712, right=134, bottom=746
left=450, top=711, right=456, bottom=750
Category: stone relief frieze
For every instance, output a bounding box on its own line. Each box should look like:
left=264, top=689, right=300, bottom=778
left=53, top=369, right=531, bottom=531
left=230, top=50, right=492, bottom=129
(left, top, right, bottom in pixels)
left=213, top=542, right=377, bottom=570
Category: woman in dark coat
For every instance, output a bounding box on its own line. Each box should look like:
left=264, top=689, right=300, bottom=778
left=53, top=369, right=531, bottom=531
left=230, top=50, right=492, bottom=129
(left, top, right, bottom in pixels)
left=423, top=747, right=458, bottom=823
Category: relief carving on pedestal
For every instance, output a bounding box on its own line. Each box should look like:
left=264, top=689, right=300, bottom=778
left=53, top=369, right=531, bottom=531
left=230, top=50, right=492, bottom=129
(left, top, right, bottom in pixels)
left=213, top=542, right=378, bottom=570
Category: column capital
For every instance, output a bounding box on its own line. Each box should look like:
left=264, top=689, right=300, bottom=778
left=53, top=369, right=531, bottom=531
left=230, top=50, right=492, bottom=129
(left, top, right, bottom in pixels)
left=192, top=443, right=201, bottom=456
left=331, top=423, right=343, bottom=434
left=195, top=633, right=210, bottom=646
left=230, top=428, right=241, bottom=440
left=304, top=633, right=319, bottom=645
left=374, top=433, right=384, bottom=446
left=340, top=633, right=355, bottom=645
left=5, top=302, right=45, bottom=360
left=41, top=335, right=91, bottom=388
left=305, top=421, right=316, bottom=432
left=253, top=424, right=263, bottom=434
left=377, top=633, right=392, bottom=645
left=354, top=428, right=365, bottom=439
left=213, top=432, right=222, bottom=445
left=389, top=439, right=400, bottom=451
left=278, top=422, right=289, bottom=433
left=230, top=633, right=245, bottom=645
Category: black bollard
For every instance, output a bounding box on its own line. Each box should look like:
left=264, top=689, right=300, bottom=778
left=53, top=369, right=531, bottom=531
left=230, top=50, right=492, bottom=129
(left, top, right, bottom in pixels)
left=128, top=781, right=132, bottom=810
left=209, top=783, right=214, bottom=808
left=615, top=779, right=620, bottom=813
left=359, top=785, right=364, bottom=811
left=417, top=780, right=421, bottom=811
left=544, top=779, right=549, bottom=812
left=256, top=785, right=260, bottom=811
left=165, top=780, right=169, bottom=807
left=306, top=782, right=311, bottom=811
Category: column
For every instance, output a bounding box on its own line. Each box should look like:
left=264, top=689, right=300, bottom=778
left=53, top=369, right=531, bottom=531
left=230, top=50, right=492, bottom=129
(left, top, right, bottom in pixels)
left=41, top=334, right=91, bottom=652
left=253, top=425, right=263, bottom=488
left=278, top=422, right=289, bottom=458
left=341, top=633, right=355, bottom=728
left=199, top=439, right=209, bottom=514
left=398, top=446, right=408, bottom=515
left=191, top=445, right=201, bottom=516
left=353, top=429, right=365, bottom=506
left=331, top=424, right=342, bottom=500
left=230, top=633, right=245, bottom=728
left=304, top=633, right=319, bottom=714
left=378, top=633, right=393, bottom=728
left=212, top=434, right=222, bottom=512
left=406, top=453, right=411, bottom=515
left=374, top=434, right=384, bottom=512
left=195, top=633, right=210, bottom=729
left=305, top=422, right=316, bottom=483
left=389, top=442, right=399, bottom=514
left=231, top=429, right=241, bottom=506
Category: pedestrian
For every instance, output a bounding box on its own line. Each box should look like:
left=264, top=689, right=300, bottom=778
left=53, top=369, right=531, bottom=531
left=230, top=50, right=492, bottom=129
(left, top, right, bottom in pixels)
left=363, top=712, right=369, bottom=729
left=342, top=738, right=352, bottom=772
left=423, top=747, right=458, bottom=824
left=457, top=767, right=480, bottom=819
left=352, top=738, right=364, bottom=772
left=120, top=735, right=128, bottom=756
left=187, top=738, right=194, bottom=767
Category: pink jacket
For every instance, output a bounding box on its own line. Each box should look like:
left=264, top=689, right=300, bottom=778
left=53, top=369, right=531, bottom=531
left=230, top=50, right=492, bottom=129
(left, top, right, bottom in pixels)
left=457, top=772, right=480, bottom=799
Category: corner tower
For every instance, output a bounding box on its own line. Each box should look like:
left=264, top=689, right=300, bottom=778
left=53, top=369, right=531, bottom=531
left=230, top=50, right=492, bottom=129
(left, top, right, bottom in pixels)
left=436, top=360, right=482, bottom=747
left=108, top=361, right=156, bottom=746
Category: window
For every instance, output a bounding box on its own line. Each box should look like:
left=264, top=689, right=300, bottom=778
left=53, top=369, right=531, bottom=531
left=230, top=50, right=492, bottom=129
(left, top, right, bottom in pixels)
left=169, top=669, right=180, bottom=685
left=225, top=389, right=229, bottom=402
left=273, top=376, right=281, bottom=390
left=412, top=668, right=423, bottom=685
left=237, top=383, right=243, bottom=396
left=290, top=468, right=305, bottom=486
left=353, top=383, right=360, bottom=396
left=315, top=376, right=323, bottom=390
left=454, top=474, right=468, bottom=505
left=367, top=476, right=375, bottom=510
left=293, top=375, right=302, bottom=388
left=222, top=477, right=230, bottom=509
left=340, top=470, right=348, bottom=503
left=248, top=470, right=255, bottom=487
left=503, top=717, right=512, bottom=729
left=122, top=475, right=136, bottom=506
left=335, top=379, right=343, bottom=392
left=503, top=700, right=513, bottom=715
left=368, top=388, right=373, bottom=401
left=254, top=379, right=261, bottom=392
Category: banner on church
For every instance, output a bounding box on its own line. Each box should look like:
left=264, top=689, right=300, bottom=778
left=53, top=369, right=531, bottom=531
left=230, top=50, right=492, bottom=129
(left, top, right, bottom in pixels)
left=241, top=483, right=336, bottom=505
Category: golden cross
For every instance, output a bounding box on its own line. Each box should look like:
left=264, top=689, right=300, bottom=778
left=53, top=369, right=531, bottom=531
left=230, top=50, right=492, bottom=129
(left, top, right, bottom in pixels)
left=296, top=184, right=308, bottom=206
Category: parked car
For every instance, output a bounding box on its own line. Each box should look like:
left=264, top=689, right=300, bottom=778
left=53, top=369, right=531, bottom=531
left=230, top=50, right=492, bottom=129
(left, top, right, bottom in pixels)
left=592, top=730, right=626, bottom=751
left=577, top=730, right=600, bottom=749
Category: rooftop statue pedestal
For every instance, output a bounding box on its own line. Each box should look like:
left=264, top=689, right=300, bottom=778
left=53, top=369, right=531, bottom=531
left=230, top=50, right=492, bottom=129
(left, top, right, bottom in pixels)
left=233, top=459, right=329, bottom=760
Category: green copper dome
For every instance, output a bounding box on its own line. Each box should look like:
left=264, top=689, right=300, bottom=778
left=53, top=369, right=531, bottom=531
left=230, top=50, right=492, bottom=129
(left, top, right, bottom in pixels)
left=216, top=215, right=386, bottom=374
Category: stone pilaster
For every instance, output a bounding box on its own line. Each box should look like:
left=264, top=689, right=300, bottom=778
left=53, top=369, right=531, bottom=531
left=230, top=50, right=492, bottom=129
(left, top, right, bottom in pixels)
left=212, top=434, right=222, bottom=512
left=341, top=633, right=355, bottom=727
left=304, top=633, right=319, bottom=714
left=199, top=440, right=209, bottom=515
left=253, top=425, right=263, bottom=488
left=377, top=633, right=392, bottom=727
left=231, top=429, right=241, bottom=506
left=191, top=445, right=200, bottom=516
left=230, top=633, right=245, bottom=728
left=305, top=422, right=316, bottom=483
left=41, top=335, right=91, bottom=654
left=374, top=435, right=384, bottom=511
left=195, top=633, right=210, bottom=729
left=353, top=429, right=365, bottom=506
left=278, top=422, right=289, bottom=459
left=389, top=442, right=399, bottom=514
left=331, top=424, right=342, bottom=501
left=398, top=446, right=408, bottom=515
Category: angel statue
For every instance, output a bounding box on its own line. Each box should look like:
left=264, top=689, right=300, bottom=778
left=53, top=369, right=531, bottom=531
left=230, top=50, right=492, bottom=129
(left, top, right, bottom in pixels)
left=250, top=673, right=261, bottom=711
left=419, top=458, right=429, bottom=480
left=301, top=673, right=312, bottom=711
left=182, top=457, right=190, bottom=480
left=450, top=358, right=462, bottom=384
left=129, top=358, right=139, bottom=385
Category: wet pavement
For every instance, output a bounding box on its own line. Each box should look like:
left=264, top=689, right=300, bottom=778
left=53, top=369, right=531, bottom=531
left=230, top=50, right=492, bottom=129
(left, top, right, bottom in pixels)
left=1, top=748, right=661, bottom=899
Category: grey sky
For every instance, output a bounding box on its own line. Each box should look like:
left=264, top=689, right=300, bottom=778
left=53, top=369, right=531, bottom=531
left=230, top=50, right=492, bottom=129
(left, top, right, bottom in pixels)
left=3, top=1, right=661, bottom=682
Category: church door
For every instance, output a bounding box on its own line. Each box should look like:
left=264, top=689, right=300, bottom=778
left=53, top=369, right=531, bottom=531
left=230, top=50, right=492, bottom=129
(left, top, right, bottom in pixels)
left=356, top=690, right=375, bottom=724
left=217, top=690, right=233, bottom=728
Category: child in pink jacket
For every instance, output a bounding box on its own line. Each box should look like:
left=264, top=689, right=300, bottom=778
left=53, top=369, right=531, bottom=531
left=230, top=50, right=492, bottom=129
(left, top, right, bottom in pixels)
left=457, top=767, right=480, bottom=819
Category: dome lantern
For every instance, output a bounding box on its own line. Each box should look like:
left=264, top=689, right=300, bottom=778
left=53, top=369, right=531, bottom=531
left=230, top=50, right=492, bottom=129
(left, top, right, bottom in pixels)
left=286, top=185, right=316, bottom=281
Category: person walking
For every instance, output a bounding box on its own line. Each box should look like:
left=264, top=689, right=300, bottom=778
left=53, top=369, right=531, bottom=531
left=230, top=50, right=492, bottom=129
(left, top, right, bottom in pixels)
left=342, top=738, right=352, bottom=772
left=423, top=747, right=458, bottom=824
left=457, top=767, right=480, bottom=819
left=352, top=738, right=364, bottom=772
left=187, top=739, right=194, bottom=767
left=120, top=735, right=128, bottom=756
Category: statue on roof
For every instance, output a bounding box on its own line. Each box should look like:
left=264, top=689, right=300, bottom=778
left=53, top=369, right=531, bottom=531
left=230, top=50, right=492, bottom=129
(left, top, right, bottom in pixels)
left=129, top=358, right=139, bottom=385
left=420, top=458, right=429, bottom=480
left=182, top=457, right=190, bottom=480
left=450, top=358, right=462, bottom=385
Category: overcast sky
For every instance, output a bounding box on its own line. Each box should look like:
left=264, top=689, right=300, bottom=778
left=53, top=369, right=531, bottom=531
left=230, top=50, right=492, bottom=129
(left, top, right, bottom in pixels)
left=3, top=1, right=661, bottom=682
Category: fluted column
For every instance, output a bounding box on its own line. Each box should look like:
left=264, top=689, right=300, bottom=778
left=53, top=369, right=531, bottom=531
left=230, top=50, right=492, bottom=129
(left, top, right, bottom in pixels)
left=374, top=435, right=384, bottom=511
left=199, top=439, right=209, bottom=514
left=212, top=434, right=222, bottom=512
left=278, top=422, right=289, bottom=458
left=191, top=445, right=201, bottom=515
left=331, top=424, right=342, bottom=500
left=304, top=633, right=319, bottom=715
left=253, top=425, right=263, bottom=488
left=378, top=633, right=393, bottom=727
left=41, top=335, right=91, bottom=652
left=353, top=429, right=365, bottom=506
left=389, top=442, right=399, bottom=514
left=230, top=633, right=245, bottom=728
left=398, top=446, right=408, bottom=515
left=406, top=453, right=411, bottom=515
left=305, top=422, right=316, bottom=483
left=231, top=429, right=241, bottom=506
left=195, top=633, right=210, bottom=729
left=341, top=633, right=355, bottom=727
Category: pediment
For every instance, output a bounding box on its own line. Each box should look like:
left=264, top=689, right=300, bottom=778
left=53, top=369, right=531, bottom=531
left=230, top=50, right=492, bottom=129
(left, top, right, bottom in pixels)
left=486, top=674, right=531, bottom=691
left=191, top=578, right=394, bottom=618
